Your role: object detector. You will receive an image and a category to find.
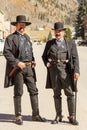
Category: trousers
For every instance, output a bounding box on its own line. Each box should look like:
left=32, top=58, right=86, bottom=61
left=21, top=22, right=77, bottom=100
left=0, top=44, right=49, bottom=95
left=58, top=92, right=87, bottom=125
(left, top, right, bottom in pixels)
left=13, top=66, right=38, bottom=116
left=49, top=64, right=75, bottom=117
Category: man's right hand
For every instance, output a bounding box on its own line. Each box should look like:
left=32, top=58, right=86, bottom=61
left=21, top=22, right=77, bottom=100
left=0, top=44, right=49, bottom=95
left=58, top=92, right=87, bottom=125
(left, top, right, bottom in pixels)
left=17, top=62, right=26, bottom=69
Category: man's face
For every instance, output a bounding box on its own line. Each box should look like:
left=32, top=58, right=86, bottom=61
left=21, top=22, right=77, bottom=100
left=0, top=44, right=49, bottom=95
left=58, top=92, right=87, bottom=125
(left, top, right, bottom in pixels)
left=54, top=30, right=65, bottom=40
left=16, top=22, right=26, bottom=34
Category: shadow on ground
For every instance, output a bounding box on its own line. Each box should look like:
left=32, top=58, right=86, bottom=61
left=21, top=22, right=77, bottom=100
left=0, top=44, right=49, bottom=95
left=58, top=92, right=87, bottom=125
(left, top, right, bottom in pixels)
left=0, top=113, right=32, bottom=123
left=0, top=113, right=52, bottom=124
left=0, top=113, right=71, bottom=125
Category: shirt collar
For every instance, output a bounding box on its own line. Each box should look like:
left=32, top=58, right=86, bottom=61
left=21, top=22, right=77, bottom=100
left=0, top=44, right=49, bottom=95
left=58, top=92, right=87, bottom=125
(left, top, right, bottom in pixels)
left=56, top=37, right=64, bottom=42
left=16, top=31, right=24, bottom=36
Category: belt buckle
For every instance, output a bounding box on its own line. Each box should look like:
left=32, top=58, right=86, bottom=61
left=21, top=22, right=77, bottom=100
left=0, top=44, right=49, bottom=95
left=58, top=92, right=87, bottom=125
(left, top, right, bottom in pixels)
left=25, top=62, right=32, bottom=66
left=60, top=59, right=69, bottom=63
left=57, top=60, right=61, bottom=63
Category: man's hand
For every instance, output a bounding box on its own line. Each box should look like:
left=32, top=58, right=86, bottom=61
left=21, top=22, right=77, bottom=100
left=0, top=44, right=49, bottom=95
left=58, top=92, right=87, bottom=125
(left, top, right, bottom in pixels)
left=31, top=61, right=36, bottom=68
left=47, top=62, right=51, bottom=68
left=74, top=73, right=79, bottom=80
left=17, top=62, right=26, bottom=69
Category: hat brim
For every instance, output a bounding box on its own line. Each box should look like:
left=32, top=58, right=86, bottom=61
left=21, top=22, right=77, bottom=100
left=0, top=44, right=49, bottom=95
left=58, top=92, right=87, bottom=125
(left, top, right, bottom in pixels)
left=52, top=28, right=66, bottom=31
left=11, top=21, right=31, bottom=26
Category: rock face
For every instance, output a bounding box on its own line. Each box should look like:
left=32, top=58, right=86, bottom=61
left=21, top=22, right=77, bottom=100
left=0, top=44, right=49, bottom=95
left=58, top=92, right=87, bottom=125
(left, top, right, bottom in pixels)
left=0, top=0, right=79, bottom=28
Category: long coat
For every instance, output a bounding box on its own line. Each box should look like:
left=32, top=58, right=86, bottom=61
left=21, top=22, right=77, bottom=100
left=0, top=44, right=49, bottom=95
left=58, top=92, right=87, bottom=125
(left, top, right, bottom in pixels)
left=42, top=38, right=80, bottom=91
left=3, top=31, right=36, bottom=88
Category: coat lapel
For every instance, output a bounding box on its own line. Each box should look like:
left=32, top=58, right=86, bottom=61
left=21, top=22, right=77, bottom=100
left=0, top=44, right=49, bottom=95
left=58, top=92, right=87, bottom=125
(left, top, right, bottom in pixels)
left=12, top=31, right=19, bottom=48
left=65, top=39, right=70, bottom=59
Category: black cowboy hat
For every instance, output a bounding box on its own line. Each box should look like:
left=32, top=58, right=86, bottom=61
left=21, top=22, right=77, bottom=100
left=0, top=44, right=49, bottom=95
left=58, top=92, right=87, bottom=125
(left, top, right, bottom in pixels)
left=11, top=15, right=31, bottom=26
left=52, top=22, right=66, bottom=30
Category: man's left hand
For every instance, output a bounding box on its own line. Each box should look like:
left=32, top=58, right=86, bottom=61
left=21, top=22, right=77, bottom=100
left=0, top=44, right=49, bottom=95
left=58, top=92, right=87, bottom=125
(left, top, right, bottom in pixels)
left=32, top=61, right=36, bottom=68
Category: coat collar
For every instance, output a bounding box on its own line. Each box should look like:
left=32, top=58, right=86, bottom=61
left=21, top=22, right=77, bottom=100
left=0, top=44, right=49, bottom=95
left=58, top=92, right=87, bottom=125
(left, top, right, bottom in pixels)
left=12, top=31, right=30, bottom=47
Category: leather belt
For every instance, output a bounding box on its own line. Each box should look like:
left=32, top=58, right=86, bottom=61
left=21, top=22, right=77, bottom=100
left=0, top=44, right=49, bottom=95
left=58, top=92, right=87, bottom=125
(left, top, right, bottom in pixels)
left=48, top=58, right=69, bottom=63
left=56, top=59, right=69, bottom=63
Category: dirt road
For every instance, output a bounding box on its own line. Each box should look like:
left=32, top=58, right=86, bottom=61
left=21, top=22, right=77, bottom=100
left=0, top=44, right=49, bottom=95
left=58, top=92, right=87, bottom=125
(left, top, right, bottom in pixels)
left=0, top=45, right=87, bottom=130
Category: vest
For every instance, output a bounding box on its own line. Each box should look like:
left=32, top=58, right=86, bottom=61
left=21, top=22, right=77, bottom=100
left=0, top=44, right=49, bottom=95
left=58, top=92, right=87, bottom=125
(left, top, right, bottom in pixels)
left=48, top=40, right=68, bottom=61
left=18, top=34, right=33, bottom=62
left=57, top=40, right=68, bottom=61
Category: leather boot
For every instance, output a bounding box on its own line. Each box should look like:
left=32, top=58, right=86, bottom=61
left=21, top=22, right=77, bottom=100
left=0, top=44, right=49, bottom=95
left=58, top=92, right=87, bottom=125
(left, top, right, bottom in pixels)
left=68, top=116, right=79, bottom=125
left=15, top=116, right=23, bottom=125
left=67, top=96, right=79, bottom=125
left=14, top=96, right=23, bottom=125
left=51, top=97, right=63, bottom=124
left=30, top=95, right=47, bottom=122
left=14, top=96, right=21, bottom=116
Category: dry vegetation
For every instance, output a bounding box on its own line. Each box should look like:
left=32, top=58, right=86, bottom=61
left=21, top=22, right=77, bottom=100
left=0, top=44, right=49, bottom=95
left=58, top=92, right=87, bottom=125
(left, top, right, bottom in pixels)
left=0, top=0, right=79, bottom=40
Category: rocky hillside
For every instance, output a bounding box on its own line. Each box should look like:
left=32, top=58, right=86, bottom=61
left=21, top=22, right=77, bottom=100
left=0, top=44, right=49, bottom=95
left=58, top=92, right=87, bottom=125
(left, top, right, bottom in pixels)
left=0, top=0, right=79, bottom=29
left=77, top=0, right=82, bottom=3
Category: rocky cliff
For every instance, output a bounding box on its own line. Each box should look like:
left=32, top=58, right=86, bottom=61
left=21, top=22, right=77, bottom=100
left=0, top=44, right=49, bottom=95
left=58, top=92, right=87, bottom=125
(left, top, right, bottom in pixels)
left=0, top=0, right=79, bottom=29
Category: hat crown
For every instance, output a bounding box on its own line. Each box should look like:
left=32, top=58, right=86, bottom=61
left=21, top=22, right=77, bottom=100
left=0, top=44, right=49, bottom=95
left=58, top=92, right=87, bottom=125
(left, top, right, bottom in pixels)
left=16, top=15, right=27, bottom=22
left=54, top=22, right=65, bottom=30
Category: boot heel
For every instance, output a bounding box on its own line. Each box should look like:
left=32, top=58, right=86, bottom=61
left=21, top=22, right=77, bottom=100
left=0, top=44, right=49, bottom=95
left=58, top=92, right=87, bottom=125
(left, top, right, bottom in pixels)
left=68, top=116, right=79, bottom=125
left=51, top=115, right=64, bottom=124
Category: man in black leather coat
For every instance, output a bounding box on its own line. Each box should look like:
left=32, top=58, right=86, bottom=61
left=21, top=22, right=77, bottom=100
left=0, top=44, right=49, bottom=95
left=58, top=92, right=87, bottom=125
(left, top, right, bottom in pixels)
left=42, top=22, right=80, bottom=125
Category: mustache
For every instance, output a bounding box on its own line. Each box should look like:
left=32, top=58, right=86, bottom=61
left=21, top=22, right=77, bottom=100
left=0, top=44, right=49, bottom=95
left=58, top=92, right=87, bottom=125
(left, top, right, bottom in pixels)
left=19, top=27, right=25, bottom=31
left=55, top=34, right=60, bottom=37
